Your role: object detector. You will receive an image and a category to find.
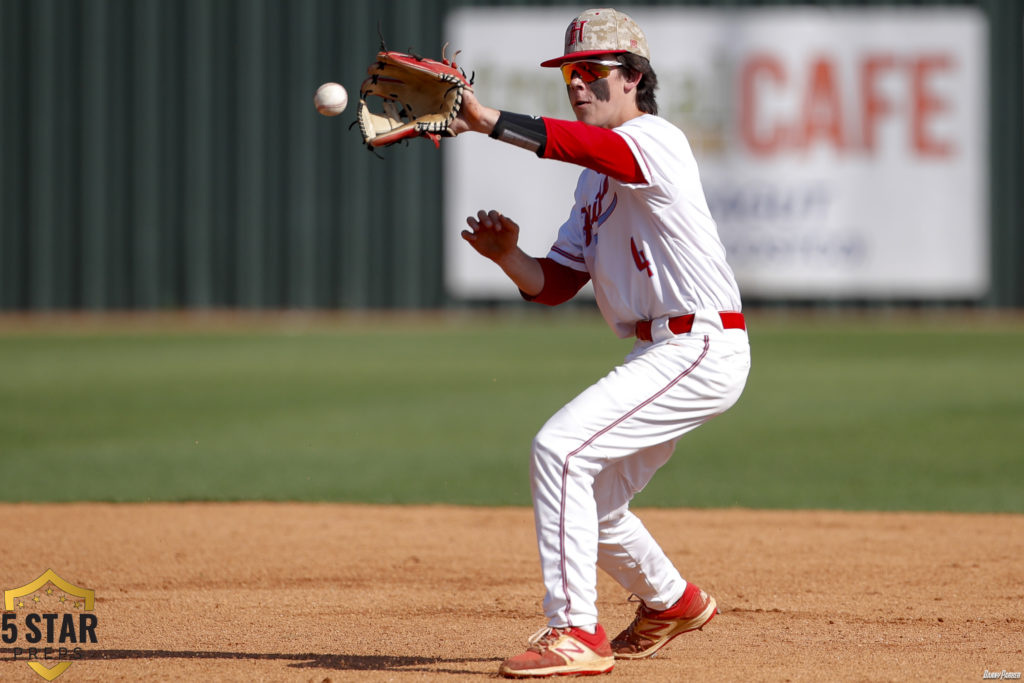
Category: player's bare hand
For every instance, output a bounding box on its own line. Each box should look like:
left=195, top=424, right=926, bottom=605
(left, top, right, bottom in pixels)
left=462, top=210, right=520, bottom=262
left=451, top=89, right=500, bottom=136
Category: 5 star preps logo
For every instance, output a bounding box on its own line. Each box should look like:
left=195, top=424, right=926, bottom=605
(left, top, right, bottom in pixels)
left=2, top=570, right=98, bottom=681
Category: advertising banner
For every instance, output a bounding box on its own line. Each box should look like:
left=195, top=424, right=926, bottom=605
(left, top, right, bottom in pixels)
left=444, top=7, right=988, bottom=299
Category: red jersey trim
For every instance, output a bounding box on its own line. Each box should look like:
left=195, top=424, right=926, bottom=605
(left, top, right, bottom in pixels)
left=551, top=245, right=586, bottom=264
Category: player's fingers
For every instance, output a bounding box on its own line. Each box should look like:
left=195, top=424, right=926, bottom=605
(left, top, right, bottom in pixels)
left=475, top=209, right=505, bottom=229
left=468, top=217, right=496, bottom=234
left=483, top=210, right=505, bottom=232
left=460, top=229, right=476, bottom=242
left=496, top=214, right=518, bottom=231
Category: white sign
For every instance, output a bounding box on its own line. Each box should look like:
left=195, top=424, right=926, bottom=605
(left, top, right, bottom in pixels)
left=444, top=7, right=988, bottom=300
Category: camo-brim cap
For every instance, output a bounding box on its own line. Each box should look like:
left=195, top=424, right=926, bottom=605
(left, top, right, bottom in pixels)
left=540, top=8, right=649, bottom=68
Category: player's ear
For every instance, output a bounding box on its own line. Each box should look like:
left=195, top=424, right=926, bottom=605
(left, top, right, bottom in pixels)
left=621, top=68, right=643, bottom=94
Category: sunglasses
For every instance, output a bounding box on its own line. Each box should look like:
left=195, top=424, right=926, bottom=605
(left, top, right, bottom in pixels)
left=559, top=60, right=622, bottom=85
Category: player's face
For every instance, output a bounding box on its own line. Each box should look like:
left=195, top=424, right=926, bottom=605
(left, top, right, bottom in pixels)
left=561, top=55, right=638, bottom=128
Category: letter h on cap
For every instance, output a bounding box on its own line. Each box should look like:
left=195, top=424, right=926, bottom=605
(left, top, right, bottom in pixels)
left=567, top=20, right=587, bottom=47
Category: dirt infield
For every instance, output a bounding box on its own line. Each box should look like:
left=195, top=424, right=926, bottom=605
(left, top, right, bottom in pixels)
left=0, top=504, right=1021, bottom=682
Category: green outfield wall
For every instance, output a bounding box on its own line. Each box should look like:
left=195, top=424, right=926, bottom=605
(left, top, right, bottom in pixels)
left=1, top=0, right=1021, bottom=310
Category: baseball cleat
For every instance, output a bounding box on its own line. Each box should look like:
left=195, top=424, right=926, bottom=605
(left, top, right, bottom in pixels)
left=611, top=582, right=718, bottom=659
left=498, top=625, right=615, bottom=678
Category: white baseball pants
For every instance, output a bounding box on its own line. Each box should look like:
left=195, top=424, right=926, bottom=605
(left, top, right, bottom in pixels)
left=529, top=328, right=750, bottom=628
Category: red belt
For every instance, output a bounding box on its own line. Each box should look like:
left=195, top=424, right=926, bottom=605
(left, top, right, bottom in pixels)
left=635, top=311, right=745, bottom=341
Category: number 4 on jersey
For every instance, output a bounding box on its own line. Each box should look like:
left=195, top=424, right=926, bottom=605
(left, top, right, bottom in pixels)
left=631, top=237, right=653, bottom=277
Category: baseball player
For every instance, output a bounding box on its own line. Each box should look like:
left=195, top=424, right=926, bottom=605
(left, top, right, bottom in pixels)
left=451, top=8, right=751, bottom=678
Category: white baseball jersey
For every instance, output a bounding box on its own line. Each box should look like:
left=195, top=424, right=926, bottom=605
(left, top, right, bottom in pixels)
left=545, top=114, right=741, bottom=338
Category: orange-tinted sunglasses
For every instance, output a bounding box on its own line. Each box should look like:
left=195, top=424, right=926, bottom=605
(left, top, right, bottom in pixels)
left=559, top=60, right=622, bottom=85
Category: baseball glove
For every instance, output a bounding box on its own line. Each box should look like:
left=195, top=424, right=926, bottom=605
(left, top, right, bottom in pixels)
left=357, top=46, right=472, bottom=150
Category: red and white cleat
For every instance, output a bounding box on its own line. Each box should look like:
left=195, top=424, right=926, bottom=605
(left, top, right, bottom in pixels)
left=611, top=582, right=718, bottom=659
left=499, top=624, right=615, bottom=678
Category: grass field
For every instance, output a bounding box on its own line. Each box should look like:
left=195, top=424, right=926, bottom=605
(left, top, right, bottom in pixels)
left=1, top=309, right=1021, bottom=512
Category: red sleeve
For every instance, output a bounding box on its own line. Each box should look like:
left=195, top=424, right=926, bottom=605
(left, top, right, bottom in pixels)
left=541, top=118, right=647, bottom=184
left=521, top=258, right=591, bottom=306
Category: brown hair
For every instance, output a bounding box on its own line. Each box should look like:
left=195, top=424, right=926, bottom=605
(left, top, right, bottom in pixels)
left=617, top=53, right=658, bottom=115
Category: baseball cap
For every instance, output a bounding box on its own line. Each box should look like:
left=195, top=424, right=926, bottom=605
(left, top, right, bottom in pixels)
left=540, top=8, right=650, bottom=68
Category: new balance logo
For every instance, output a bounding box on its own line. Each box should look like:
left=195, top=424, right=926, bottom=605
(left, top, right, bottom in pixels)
left=636, top=619, right=673, bottom=639
left=553, top=639, right=586, bottom=662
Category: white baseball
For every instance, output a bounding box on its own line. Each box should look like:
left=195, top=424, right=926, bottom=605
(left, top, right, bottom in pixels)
left=315, top=82, right=348, bottom=117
